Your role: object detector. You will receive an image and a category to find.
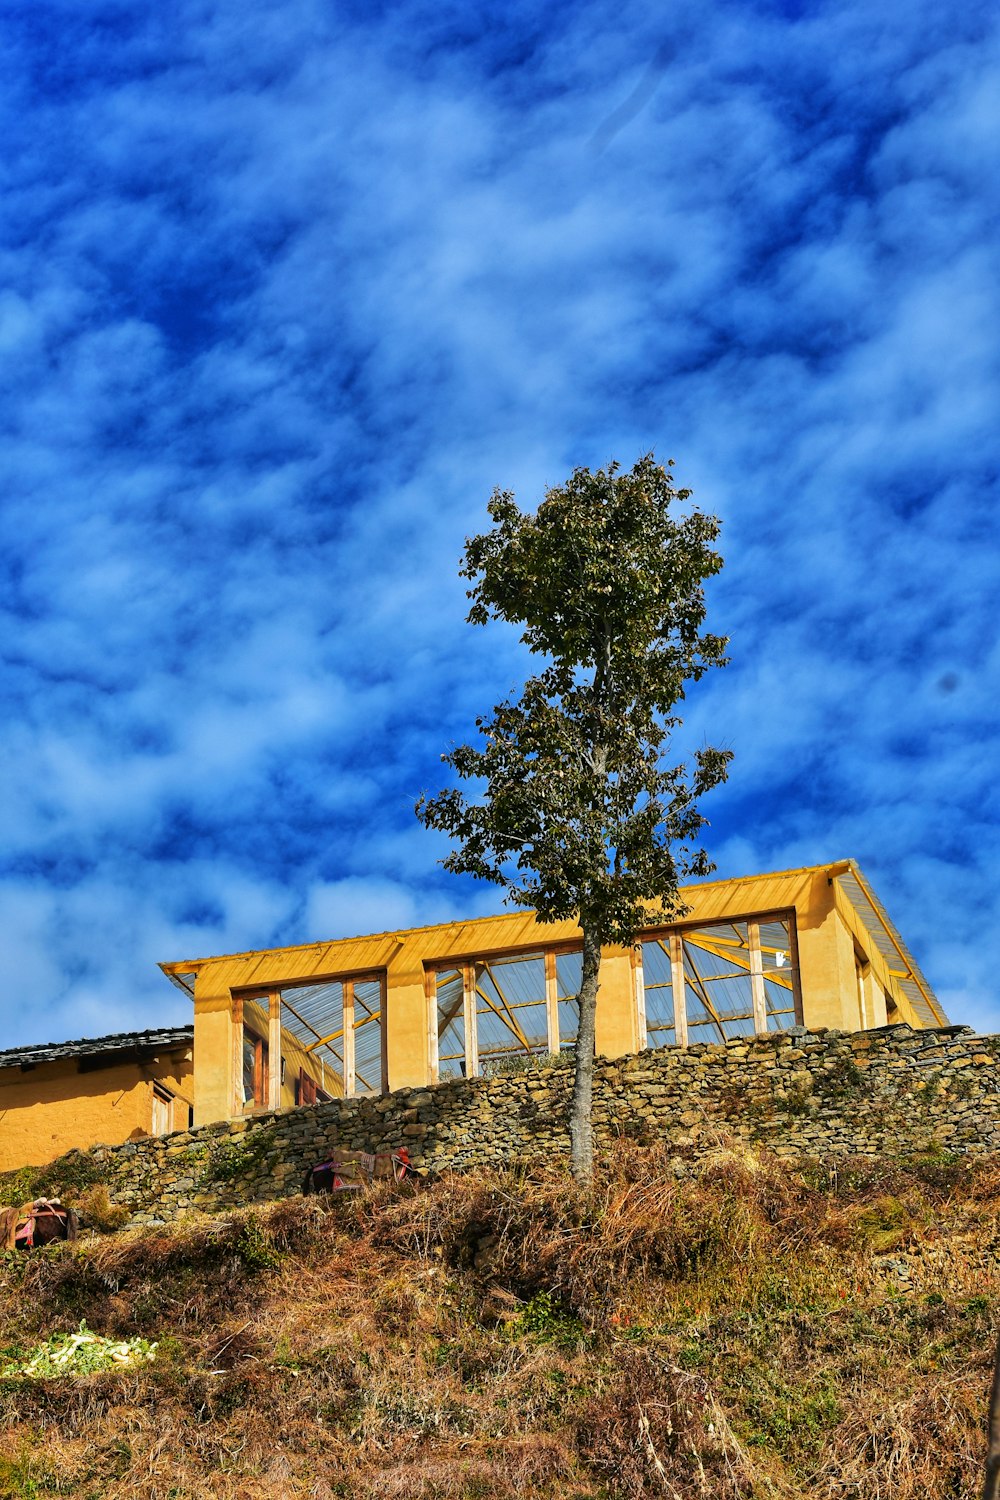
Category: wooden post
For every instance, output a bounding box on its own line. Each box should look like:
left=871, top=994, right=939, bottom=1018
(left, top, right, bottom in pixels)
left=787, top=914, right=804, bottom=1024
left=425, top=967, right=439, bottom=1083
left=749, top=920, right=768, bottom=1035
left=544, top=951, right=559, bottom=1054
left=634, top=946, right=647, bottom=1049
left=268, top=991, right=282, bottom=1111
left=343, top=981, right=356, bottom=1097
left=670, top=933, right=688, bottom=1047
left=232, top=995, right=244, bottom=1117
left=463, top=961, right=478, bottom=1078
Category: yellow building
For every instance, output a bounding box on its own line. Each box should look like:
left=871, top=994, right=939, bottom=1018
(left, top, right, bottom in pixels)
left=160, top=860, right=947, bottom=1130
left=0, top=1027, right=194, bottom=1173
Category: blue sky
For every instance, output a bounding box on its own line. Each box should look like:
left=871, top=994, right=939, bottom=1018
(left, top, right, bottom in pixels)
left=1, top=0, right=998, bottom=1045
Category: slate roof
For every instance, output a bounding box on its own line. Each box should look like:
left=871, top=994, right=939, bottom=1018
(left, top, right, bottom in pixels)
left=0, top=1026, right=193, bottom=1072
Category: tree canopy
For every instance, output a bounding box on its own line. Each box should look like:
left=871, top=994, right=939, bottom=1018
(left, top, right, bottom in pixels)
left=417, top=454, right=731, bottom=1179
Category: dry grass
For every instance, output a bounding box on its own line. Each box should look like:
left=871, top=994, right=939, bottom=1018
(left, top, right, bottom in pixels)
left=0, top=1141, right=997, bottom=1498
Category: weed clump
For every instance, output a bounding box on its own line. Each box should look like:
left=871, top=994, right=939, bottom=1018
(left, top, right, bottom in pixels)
left=0, top=1148, right=105, bottom=1208
left=75, top=1183, right=130, bottom=1233
left=201, top=1130, right=274, bottom=1184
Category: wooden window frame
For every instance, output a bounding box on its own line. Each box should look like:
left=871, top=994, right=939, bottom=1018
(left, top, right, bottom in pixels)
left=242, top=1026, right=269, bottom=1111
left=151, top=1084, right=174, bottom=1136
left=427, top=942, right=584, bottom=1081
left=236, top=971, right=388, bottom=1108
left=636, top=908, right=802, bottom=1047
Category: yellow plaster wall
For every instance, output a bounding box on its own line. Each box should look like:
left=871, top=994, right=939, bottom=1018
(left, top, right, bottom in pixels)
left=193, top=973, right=235, bottom=1127
left=594, top=946, right=640, bottom=1058
left=386, top=951, right=429, bottom=1091
left=791, top=869, right=863, bottom=1030
left=0, top=1050, right=194, bottom=1173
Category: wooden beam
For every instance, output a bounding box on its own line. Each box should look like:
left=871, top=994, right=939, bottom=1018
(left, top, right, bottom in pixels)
left=343, top=980, right=356, bottom=1097
left=464, top=961, right=477, bottom=1078
left=544, top=951, right=559, bottom=1054
left=232, top=995, right=244, bottom=1117
left=268, top=991, right=282, bottom=1110
left=634, top=944, right=647, bottom=1049
left=425, top=966, right=439, bottom=1083
left=669, top=933, right=688, bottom=1048
left=748, top=919, right=768, bottom=1036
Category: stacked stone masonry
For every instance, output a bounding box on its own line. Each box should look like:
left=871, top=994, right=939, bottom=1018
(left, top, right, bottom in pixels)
left=72, top=1023, right=1000, bottom=1224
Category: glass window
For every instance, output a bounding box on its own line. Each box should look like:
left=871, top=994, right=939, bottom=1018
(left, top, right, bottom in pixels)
left=683, top=921, right=755, bottom=1043
left=435, top=967, right=467, bottom=1079
left=275, top=975, right=386, bottom=1099
left=639, top=937, right=676, bottom=1047
left=242, top=1033, right=257, bottom=1103
left=555, top=951, right=582, bottom=1053
left=759, top=916, right=799, bottom=1030
left=639, top=912, right=800, bottom=1051
left=475, top=953, right=548, bottom=1070
left=241, top=1011, right=269, bottom=1108
left=279, top=980, right=346, bottom=1096
left=431, top=946, right=583, bottom=1078
left=351, top=978, right=384, bottom=1096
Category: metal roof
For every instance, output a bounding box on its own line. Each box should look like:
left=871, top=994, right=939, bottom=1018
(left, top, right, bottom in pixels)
left=0, top=1026, right=193, bottom=1072
left=834, top=863, right=947, bottom=1026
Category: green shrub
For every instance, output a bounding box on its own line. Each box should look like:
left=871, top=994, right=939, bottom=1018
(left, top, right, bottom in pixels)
left=200, top=1132, right=273, bottom=1185
left=0, top=1150, right=105, bottom=1208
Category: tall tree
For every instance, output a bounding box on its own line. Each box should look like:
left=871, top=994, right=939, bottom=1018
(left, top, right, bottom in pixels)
left=417, top=456, right=731, bottom=1182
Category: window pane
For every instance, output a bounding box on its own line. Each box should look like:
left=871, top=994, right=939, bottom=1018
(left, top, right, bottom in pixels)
left=683, top=922, right=754, bottom=1042
left=279, top=980, right=346, bottom=1097
left=556, top=951, right=582, bottom=1051
left=759, top=918, right=792, bottom=974
left=759, top=916, right=798, bottom=1028
left=242, top=1034, right=257, bottom=1104
left=639, top=937, right=675, bottom=1047
left=352, top=979, right=384, bottom=1095
left=684, top=921, right=752, bottom=977
left=475, top=954, right=547, bottom=1068
left=435, top=968, right=466, bottom=1079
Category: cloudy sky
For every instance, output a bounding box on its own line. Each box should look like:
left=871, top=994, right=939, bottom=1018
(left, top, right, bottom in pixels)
left=1, top=0, right=998, bottom=1047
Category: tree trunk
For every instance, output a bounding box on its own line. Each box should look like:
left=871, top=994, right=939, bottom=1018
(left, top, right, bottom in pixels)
left=984, top=1331, right=1000, bottom=1499
left=569, top=923, right=602, bottom=1185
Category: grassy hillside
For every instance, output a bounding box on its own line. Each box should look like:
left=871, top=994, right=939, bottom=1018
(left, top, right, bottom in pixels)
left=0, top=1141, right=996, bottom=1499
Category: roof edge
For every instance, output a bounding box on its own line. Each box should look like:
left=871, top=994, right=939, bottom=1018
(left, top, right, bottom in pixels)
left=0, top=1025, right=194, bottom=1071
left=159, top=859, right=851, bottom=976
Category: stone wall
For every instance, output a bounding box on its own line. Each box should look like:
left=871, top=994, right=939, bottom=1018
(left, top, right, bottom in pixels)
left=72, top=1022, right=1000, bottom=1224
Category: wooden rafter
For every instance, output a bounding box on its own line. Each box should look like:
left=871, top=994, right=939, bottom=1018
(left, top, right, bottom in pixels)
left=305, top=1025, right=345, bottom=1056
left=280, top=993, right=329, bottom=1047
left=477, top=963, right=535, bottom=1053
left=435, top=971, right=466, bottom=1039
left=684, top=949, right=738, bottom=1042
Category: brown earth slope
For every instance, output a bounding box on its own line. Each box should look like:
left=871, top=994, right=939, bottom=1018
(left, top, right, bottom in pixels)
left=0, top=1141, right=997, bottom=1498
